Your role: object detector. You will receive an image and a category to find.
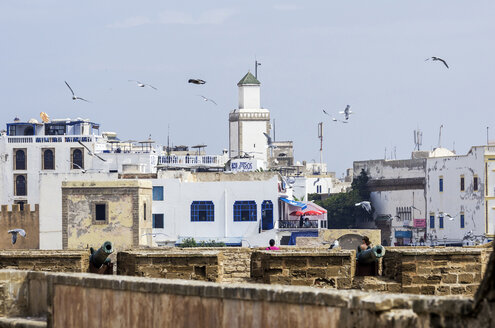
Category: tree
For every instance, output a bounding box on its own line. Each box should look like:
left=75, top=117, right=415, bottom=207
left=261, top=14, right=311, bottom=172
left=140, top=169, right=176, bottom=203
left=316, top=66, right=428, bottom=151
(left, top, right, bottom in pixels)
left=315, top=169, right=372, bottom=229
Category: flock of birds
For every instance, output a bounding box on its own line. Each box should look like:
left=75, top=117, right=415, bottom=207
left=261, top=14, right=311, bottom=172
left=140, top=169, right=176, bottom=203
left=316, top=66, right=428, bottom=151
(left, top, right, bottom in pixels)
left=322, top=56, right=449, bottom=124
left=63, top=78, right=217, bottom=106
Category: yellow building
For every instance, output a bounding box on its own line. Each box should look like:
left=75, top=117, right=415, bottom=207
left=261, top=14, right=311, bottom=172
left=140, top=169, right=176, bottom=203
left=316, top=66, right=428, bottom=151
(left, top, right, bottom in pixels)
left=62, top=180, right=152, bottom=250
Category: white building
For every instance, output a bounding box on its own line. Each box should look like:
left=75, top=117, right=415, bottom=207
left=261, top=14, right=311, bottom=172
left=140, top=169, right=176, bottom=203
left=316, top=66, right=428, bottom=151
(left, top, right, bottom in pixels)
left=229, top=72, right=271, bottom=166
left=426, top=146, right=495, bottom=245
left=354, top=146, right=495, bottom=246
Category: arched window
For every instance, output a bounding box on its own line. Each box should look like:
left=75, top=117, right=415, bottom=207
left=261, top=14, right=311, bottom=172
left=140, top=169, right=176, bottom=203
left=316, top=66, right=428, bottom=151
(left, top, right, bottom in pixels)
left=15, top=175, right=26, bottom=196
left=43, top=149, right=54, bottom=170
left=261, top=200, right=274, bottom=230
left=15, top=149, right=26, bottom=170
left=72, top=149, right=83, bottom=169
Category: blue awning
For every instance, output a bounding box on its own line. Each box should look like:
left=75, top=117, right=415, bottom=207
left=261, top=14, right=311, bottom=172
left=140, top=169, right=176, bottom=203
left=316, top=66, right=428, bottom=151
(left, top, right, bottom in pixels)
left=279, top=197, right=307, bottom=209
left=395, top=230, right=412, bottom=238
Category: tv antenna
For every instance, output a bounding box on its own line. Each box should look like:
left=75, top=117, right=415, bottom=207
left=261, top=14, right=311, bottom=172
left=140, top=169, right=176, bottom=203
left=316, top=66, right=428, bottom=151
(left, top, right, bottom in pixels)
left=318, top=122, right=323, bottom=167
left=413, top=129, right=422, bottom=151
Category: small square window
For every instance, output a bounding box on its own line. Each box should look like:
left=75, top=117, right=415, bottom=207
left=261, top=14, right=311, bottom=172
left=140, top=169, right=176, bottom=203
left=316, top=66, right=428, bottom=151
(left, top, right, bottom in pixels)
left=93, top=203, right=108, bottom=224
left=474, top=176, right=479, bottom=191
left=153, top=186, right=164, bottom=201
left=439, top=177, right=444, bottom=192
left=460, top=214, right=465, bottom=228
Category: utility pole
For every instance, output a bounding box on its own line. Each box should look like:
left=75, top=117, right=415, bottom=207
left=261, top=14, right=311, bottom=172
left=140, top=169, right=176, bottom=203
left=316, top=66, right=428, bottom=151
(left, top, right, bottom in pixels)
left=487, top=126, right=490, bottom=145
left=318, top=122, right=323, bottom=168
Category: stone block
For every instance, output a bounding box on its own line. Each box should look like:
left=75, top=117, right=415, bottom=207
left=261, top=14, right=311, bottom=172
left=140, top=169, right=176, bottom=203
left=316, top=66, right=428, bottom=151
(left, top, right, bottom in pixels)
left=441, top=274, right=458, bottom=284
left=336, top=277, right=352, bottom=289
left=411, top=276, right=427, bottom=284
left=402, top=286, right=421, bottom=294
left=285, top=258, right=308, bottom=268
left=401, top=263, right=417, bottom=273
left=401, top=275, right=413, bottom=286
left=435, top=286, right=451, bottom=296
left=289, top=269, right=307, bottom=278
left=458, top=274, right=474, bottom=284
left=451, top=286, right=466, bottom=295
left=420, top=286, right=435, bottom=295
left=269, top=275, right=291, bottom=285
left=291, top=279, right=313, bottom=286
left=306, top=268, right=326, bottom=278
left=426, top=275, right=442, bottom=285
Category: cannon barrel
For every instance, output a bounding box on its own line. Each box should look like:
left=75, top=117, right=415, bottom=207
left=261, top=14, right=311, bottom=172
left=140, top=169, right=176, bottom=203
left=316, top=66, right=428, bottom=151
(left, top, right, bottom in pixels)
left=90, top=241, right=114, bottom=268
left=357, top=245, right=385, bottom=264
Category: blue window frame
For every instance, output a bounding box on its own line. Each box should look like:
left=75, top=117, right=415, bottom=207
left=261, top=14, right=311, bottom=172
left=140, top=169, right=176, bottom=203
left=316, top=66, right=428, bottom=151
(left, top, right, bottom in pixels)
left=439, top=216, right=444, bottom=229
left=430, top=215, right=435, bottom=229
left=153, top=186, right=164, bottom=201
left=234, top=201, right=257, bottom=222
left=460, top=214, right=465, bottom=228
left=439, top=177, right=443, bottom=192
left=191, top=201, right=214, bottom=222
left=153, top=214, right=164, bottom=228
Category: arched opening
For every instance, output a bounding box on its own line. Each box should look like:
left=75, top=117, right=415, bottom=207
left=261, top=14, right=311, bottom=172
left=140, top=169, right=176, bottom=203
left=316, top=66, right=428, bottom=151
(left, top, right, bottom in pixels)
left=43, top=149, right=54, bottom=170
left=15, top=149, right=26, bottom=170
left=261, top=200, right=274, bottom=230
left=72, top=149, right=83, bottom=169
left=15, top=175, right=26, bottom=196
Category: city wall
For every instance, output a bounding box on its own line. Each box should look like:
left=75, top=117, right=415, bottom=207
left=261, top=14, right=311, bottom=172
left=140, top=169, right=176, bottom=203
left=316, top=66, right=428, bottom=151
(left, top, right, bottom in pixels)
left=0, top=204, right=39, bottom=250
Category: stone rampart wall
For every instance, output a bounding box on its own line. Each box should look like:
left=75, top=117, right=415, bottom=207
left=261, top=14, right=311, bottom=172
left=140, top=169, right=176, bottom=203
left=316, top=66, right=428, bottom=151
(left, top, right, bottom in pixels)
left=1, top=269, right=494, bottom=328
left=251, top=249, right=355, bottom=288
left=0, top=204, right=39, bottom=249
left=383, top=248, right=483, bottom=295
left=117, top=250, right=223, bottom=282
left=0, top=250, right=89, bottom=273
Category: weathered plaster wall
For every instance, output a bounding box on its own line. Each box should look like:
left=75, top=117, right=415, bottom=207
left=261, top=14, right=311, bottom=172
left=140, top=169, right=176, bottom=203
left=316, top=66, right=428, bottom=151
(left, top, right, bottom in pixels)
left=0, top=204, right=39, bottom=249
left=62, top=180, right=153, bottom=251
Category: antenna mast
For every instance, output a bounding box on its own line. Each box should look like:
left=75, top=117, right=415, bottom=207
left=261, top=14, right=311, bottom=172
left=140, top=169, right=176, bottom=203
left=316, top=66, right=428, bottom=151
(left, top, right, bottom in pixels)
left=255, top=59, right=261, bottom=79
left=438, top=125, right=443, bottom=148
left=414, top=129, right=422, bottom=151
left=318, top=122, right=323, bottom=167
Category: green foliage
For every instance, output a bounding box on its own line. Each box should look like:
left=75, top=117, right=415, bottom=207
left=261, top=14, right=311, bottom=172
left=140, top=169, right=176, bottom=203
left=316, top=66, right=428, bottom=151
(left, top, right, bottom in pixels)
left=315, top=169, right=373, bottom=229
left=293, top=195, right=305, bottom=202
left=307, top=193, right=320, bottom=202
left=181, top=237, right=226, bottom=248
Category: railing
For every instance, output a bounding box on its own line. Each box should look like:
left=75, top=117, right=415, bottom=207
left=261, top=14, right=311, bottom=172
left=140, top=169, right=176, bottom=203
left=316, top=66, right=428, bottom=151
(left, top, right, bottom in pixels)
left=7, top=135, right=95, bottom=144
left=158, top=155, right=227, bottom=167
left=278, top=220, right=319, bottom=229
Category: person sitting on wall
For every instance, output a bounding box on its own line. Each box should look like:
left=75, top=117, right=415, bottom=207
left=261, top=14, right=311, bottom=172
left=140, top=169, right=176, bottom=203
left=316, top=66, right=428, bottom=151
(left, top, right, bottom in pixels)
left=358, top=236, right=372, bottom=254
left=266, top=239, right=280, bottom=250
left=303, top=217, right=312, bottom=228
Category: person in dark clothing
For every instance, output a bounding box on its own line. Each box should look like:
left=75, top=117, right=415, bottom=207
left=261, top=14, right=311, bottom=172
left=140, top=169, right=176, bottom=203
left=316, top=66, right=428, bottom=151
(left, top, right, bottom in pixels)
left=299, top=215, right=304, bottom=228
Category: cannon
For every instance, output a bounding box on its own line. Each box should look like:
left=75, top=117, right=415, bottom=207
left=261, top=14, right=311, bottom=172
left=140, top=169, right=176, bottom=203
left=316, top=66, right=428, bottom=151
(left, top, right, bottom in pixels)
left=89, top=241, right=114, bottom=274
left=357, top=245, right=385, bottom=264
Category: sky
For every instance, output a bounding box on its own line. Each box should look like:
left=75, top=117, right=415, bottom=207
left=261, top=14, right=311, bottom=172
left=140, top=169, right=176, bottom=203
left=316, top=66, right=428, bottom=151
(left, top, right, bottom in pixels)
left=1, top=1, right=494, bottom=176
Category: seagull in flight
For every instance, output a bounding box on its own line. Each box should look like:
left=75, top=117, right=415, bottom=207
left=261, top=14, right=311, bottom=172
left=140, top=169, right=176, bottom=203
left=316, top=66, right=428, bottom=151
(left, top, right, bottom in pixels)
left=198, top=95, right=217, bottom=105
left=263, top=132, right=276, bottom=148
left=355, top=201, right=372, bottom=213
left=128, top=80, right=157, bottom=90
left=425, top=57, right=449, bottom=69
left=8, top=229, right=26, bottom=245
left=438, top=212, right=457, bottom=220
left=323, top=109, right=330, bottom=115
left=188, top=79, right=206, bottom=85
left=339, top=105, right=352, bottom=120
left=77, top=141, right=107, bottom=162
left=65, top=81, right=90, bottom=102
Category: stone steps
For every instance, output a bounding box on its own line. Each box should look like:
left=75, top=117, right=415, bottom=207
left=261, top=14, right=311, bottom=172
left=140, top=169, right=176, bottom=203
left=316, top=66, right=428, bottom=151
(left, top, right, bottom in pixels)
left=0, top=316, right=47, bottom=328
left=352, top=276, right=401, bottom=293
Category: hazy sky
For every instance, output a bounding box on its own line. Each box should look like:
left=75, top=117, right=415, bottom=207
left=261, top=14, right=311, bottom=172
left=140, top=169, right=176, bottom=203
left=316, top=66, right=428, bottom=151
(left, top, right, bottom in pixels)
left=1, top=1, right=494, bottom=175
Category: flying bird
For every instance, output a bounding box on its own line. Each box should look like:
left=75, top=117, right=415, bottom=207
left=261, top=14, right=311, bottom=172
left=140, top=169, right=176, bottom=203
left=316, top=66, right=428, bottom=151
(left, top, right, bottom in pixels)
left=339, top=105, right=352, bottom=120
left=8, top=229, right=26, bottom=245
left=77, top=141, right=107, bottom=162
left=65, top=81, right=90, bottom=102
left=425, top=57, right=449, bottom=69
left=438, top=212, right=456, bottom=220
left=188, top=79, right=206, bottom=85
left=128, top=80, right=157, bottom=90
left=323, top=109, right=330, bottom=115
left=263, top=132, right=277, bottom=148
left=355, top=201, right=372, bottom=213
left=329, top=239, right=339, bottom=249
left=198, top=95, right=217, bottom=105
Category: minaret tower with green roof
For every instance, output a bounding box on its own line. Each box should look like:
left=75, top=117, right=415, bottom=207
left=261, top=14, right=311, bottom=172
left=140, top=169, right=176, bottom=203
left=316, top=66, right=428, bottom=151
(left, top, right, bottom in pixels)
left=229, top=72, right=271, bottom=166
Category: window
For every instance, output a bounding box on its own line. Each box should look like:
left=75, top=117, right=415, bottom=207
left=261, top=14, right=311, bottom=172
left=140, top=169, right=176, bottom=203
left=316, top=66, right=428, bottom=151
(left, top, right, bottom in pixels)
left=460, top=213, right=465, bottom=228
left=234, top=201, right=257, bottom=222
left=153, top=214, right=164, bottom=228
left=474, top=176, right=479, bottom=191
left=460, top=175, right=465, bottom=191
left=316, top=185, right=322, bottom=193
left=14, top=149, right=26, bottom=170
left=153, top=186, right=164, bottom=201
left=42, top=149, right=55, bottom=170
left=261, top=200, right=274, bottom=230
left=143, top=203, right=147, bottom=220
left=439, top=177, right=444, bottom=192
left=439, top=215, right=444, bottom=229
left=191, top=201, right=214, bottom=221
left=93, top=203, right=107, bottom=223
left=14, top=174, right=27, bottom=196
left=429, top=214, right=435, bottom=229
left=71, top=148, right=84, bottom=169
left=45, top=124, right=66, bottom=135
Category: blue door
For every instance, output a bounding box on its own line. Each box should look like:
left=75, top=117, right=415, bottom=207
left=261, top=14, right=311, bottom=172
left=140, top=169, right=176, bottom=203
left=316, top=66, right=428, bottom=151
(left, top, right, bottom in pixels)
left=262, top=200, right=274, bottom=230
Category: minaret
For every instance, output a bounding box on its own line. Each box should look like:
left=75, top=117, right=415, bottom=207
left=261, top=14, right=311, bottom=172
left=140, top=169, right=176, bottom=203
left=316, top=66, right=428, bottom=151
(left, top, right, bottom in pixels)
left=229, top=72, right=270, bottom=165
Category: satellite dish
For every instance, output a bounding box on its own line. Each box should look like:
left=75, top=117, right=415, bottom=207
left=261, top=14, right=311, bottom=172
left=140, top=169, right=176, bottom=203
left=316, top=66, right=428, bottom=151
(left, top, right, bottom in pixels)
left=287, top=177, right=296, bottom=185
left=40, top=112, right=50, bottom=123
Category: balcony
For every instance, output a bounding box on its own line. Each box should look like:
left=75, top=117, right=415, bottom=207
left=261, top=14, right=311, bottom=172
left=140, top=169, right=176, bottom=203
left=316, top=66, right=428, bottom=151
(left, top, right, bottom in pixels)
left=278, top=219, right=326, bottom=230
left=157, top=155, right=227, bottom=168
